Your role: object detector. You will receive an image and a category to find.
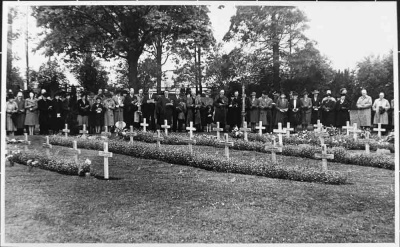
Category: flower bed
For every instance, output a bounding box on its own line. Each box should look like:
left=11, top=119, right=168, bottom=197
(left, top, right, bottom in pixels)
left=117, top=130, right=394, bottom=170
left=48, top=136, right=348, bottom=185
left=6, top=149, right=91, bottom=176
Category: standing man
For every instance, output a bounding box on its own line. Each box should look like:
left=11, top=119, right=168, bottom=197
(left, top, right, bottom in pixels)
left=356, top=89, right=373, bottom=129
left=214, top=89, right=229, bottom=131
left=288, top=91, right=301, bottom=132
left=249, top=92, right=259, bottom=132
left=172, top=88, right=181, bottom=132
left=258, top=91, right=273, bottom=133
left=228, top=90, right=242, bottom=130
left=38, top=93, right=51, bottom=135
left=143, top=88, right=157, bottom=131
left=14, top=91, right=26, bottom=135
left=372, top=92, right=390, bottom=134
left=51, top=92, right=64, bottom=134
left=321, top=90, right=336, bottom=127
left=311, top=90, right=321, bottom=125
left=123, top=88, right=137, bottom=128
left=158, top=89, right=174, bottom=126
left=134, top=89, right=144, bottom=127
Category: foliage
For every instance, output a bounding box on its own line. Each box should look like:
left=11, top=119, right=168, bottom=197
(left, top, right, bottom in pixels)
left=29, top=59, right=68, bottom=96
left=49, top=136, right=348, bottom=184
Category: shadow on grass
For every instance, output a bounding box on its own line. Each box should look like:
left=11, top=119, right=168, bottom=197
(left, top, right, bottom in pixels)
left=93, top=175, right=123, bottom=181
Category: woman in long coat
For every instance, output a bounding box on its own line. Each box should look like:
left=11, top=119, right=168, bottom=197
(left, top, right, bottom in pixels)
left=213, top=90, right=229, bottom=130
left=92, top=97, right=104, bottom=134
left=311, top=90, right=321, bottom=124
left=356, top=89, right=373, bottom=128
left=274, top=92, right=289, bottom=126
left=6, top=94, right=18, bottom=135
left=249, top=92, right=259, bottom=132
left=103, top=92, right=116, bottom=130
left=113, top=90, right=125, bottom=123
left=300, top=91, right=312, bottom=130
left=14, top=91, right=26, bottom=135
left=24, top=91, right=38, bottom=135
left=77, top=92, right=90, bottom=130
left=335, top=93, right=351, bottom=128
left=186, top=92, right=195, bottom=126
left=321, top=91, right=336, bottom=127
left=258, top=91, right=273, bottom=132
left=372, top=92, right=390, bottom=126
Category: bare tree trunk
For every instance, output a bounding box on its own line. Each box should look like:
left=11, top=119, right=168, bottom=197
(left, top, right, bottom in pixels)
left=156, top=38, right=162, bottom=93
left=25, top=6, right=29, bottom=90
left=194, top=46, right=198, bottom=93
left=198, top=46, right=202, bottom=94
left=127, top=51, right=140, bottom=92
left=271, top=12, right=280, bottom=91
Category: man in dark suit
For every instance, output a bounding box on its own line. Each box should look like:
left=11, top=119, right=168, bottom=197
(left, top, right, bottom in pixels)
left=38, top=93, right=52, bottom=135
left=123, top=88, right=138, bottom=128
left=288, top=91, right=301, bottom=132
left=157, top=90, right=174, bottom=126
left=142, top=88, right=157, bottom=131
left=171, top=88, right=183, bottom=132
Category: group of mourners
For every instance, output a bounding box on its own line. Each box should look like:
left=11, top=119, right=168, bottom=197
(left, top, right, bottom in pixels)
left=5, top=86, right=394, bottom=137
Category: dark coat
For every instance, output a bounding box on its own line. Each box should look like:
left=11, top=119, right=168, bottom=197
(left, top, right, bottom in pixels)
left=321, top=97, right=336, bottom=126
left=228, top=96, right=242, bottom=128
left=288, top=98, right=302, bottom=126
left=335, top=97, right=351, bottom=127
left=311, top=95, right=322, bottom=124
left=213, top=95, right=228, bottom=125
left=158, top=95, right=174, bottom=125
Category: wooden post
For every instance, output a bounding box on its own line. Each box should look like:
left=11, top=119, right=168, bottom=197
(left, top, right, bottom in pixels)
left=42, top=136, right=53, bottom=157
left=186, top=121, right=196, bottom=139
left=79, top=124, right=88, bottom=137
left=255, top=121, right=266, bottom=136
left=349, top=123, right=362, bottom=141
left=264, top=136, right=283, bottom=163
left=154, top=130, right=164, bottom=149
left=22, top=133, right=31, bottom=152
left=373, top=123, right=386, bottom=138
left=140, top=118, right=149, bottom=132
left=62, top=124, right=70, bottom=137
left=161, top=119, right=171, bottom=136
left=240, top=121, right=251, bottom=141
left=283, top=122, right=294, bottom=138
left=126, top=125, right=137, bottom=144
left=273, top=122, right=286, bottom=146
left=342, top=121, right=352, bottom=136
left=359, top=131, right=371, bottom=154
left=99, top=142, right=113, bottom=179
left=213, top=122, right=223, bottom=140
left=219, top=133, right=234, bottom=160
left=70, top=140, right=81, bottom=164
left=314, top=144, right=334, bottom=172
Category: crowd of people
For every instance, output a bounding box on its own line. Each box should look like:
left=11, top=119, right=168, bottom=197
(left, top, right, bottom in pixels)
left=5, top=86, right=395, bottom=137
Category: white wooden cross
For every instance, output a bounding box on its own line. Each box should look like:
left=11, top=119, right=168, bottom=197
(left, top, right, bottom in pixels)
left=42, top=136, right=53, bottom=157
left=264, top=136, right=283, bottom=164
left=373, top=123, right=386, bottom=138
left=101, top=126, right=112, bottom=139
left=186, top=121, right=196, bottom=139
left=255, top=121, right=266, bottom=136
left=126, top=125, right=137, bottom=144
left=273, top=122, right=286, bottom=146
left=342, top=121, right=353, bottom=136
left=154, top=130, right=164, bottom=149
left=62, top=124, right=70, bottom=137
left=213, top=122, right=223, bottom=140
left=240, top=122, right=251, bottom=141
left=314, top=130, right=330, bottom=146
left=313, top=119, right=323, bottom=131
left=99, top=142, right=113, bottom=180
left=79, top=124, right=88, bottom=137
left=349, top=123, right=362, bottom=141
left=141, top=118, right=149, bottom=132
left=22, top=133, right=31, bottom=152
left=161, top=119, right=171, bottom=136
left=359, top=131, right=372, bottom=154
left=283, top=122, right=294, bottom=138
left=314, top=144, right=334, bottom=172
left=70, top=140, right=81, bottom=164
left=219, top=133, right=234, bottom=160
left=183, top=136, right=196, bottom=155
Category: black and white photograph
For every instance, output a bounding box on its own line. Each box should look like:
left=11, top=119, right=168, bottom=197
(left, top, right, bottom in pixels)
left=1, top=0, right=398, bottom=245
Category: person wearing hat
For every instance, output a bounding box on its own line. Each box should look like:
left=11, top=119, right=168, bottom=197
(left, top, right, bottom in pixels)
left=91, top=96, right=105, bottom=134
left=51, top=91, right=64, bottom=134
left=123, top=88, right=137, bottom=128
left=175, top=89, right=187, bottom=132
left=356, top=89, right=373, bottom=129
left=38, top=92, right=52, bottom=135
left=228, top=90, right=242, bottom=130
left=143, top=88, right=158, bottom=131
left=213, top=89, right=229, bottom=131
left=258, top=90, right=273, bottom=133
left=6, top=93, right=18, bottom=136
left=77, top=92, right=91, bottom=132
left=372, top=92, right=390, bottom=134
left=288, top=91, right=302, bottom=132
left=24, top=91, right=39, bottom=135
left=112, top=89, right=125, bottom=125
left=203, top=89, right=214, bottom=132
left=300, top=90, right=312, bottom=130
left=248, top=92, right=259, bottom=132
left=14, top=91, right=26, bottom=135
left=321, top=90, right=336, bottom=127
left=335, top=89, right=351, bottom=130
left=103, top=92, right=116, bottom=132
left=134, top=88, right=145, bottom=126
left=311, top=89, right=322, bottom=125
left=274, top=92, right=289, bottom=126
left=158, top=89, right=175, bottom=127
left=86, top=91, right=97, bottom=134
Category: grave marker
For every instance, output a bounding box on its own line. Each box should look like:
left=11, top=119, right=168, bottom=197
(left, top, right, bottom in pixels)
left=42, top=136, right=53, bottom=157
left=140, top=118, right=149, bottom=132
left=283, top=122, right=294, bottom=138
left=359, top=131, right=372, bottom=154
left=183, top=136, right=196, bottom=155
left=219, top=133, right=234, bottom=160
left=313, top=119, right=323, bottom=131
left=70, top=140, right=81, bottom=164
left=99, top=142, right=113, bottom=180
left=349, top=123, right=362, bottom=141
left=273, top=122, right=286, bottom=146
left=213, top=122, right=223, bottom=140
left=314, top=144, right=334, bottom=172
left=342, top=121, right=353, bottom=136
left=186, top=121, right=196, bottom=139
left=373, top=123, right=386, bottom=138
left=79, top=124, right=89, bottom=137
left=62, top=124, right=70, bottom=137
left=154, top=130, right=164, bottom=149
left=264, top=136, right=283, bottom=163
left=161, top=120, right=171, bottom=136
left=126, top=125, right=137, bottom=144
left=314, top=130, right=330, bottom=146
left=22, top=133, right=31, bottom=152
left=240, top=122, right=251, bottom=141
left=255, top=121, right=266, bottom=136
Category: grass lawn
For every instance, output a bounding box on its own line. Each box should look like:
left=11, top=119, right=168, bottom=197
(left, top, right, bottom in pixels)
left=5, top=135, right=395, bottom=243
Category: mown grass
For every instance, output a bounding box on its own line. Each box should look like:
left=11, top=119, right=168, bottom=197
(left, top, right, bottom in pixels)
left=5, top=135, right=395, bottom=243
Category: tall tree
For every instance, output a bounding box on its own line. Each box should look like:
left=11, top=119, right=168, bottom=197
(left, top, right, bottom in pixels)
left=223, top=6, right=309, bottom=90
left=29, top=59, right=68, bottom=95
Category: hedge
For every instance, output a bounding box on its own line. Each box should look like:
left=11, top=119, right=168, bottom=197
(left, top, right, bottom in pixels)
left=6, top=149, right=91, bottom=176
left=49, top=136, right=348, bottom=185
left=118, top=131, right=394, bottom=170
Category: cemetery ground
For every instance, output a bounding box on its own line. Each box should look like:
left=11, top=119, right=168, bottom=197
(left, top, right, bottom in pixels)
left=5, top=135, right=395, bottom=243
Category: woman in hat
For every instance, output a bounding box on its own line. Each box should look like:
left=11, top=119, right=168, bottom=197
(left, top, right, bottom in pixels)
left=38, top=92, right=52, bottom=135
left=51, top=91, right=64, bottom=134
left=311, top=90, right=321, bottom=125
left=24, top=91, right=39, bottom=135
left=335, top=90, right=351, bottom=129
left=321, top=90, right=336, bottom=127
left=77, top=92, right=91, bottom=131
left=274, top=92, right=289, bottom=126
left=14, top=91, right=26, bottom=135
left=92, top=97, right=105, bottom=134
left=249, top=92, right=259, bottom=132
left=113, top=89, right=125, bottom=124
left=300, top=90, right=312, bottom=130
left=103, top=92, right=116, bottom=132
left=186, top=89, right=196, bottom=127
left=372, top=92, right=390, bottom=134
left=213, top=89, right=229, bottom=131
left=6, top=93, right=18, bottom=136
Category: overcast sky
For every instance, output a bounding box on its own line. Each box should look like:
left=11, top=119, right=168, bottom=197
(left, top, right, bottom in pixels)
left=8, top=2, right=397, bottom=85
